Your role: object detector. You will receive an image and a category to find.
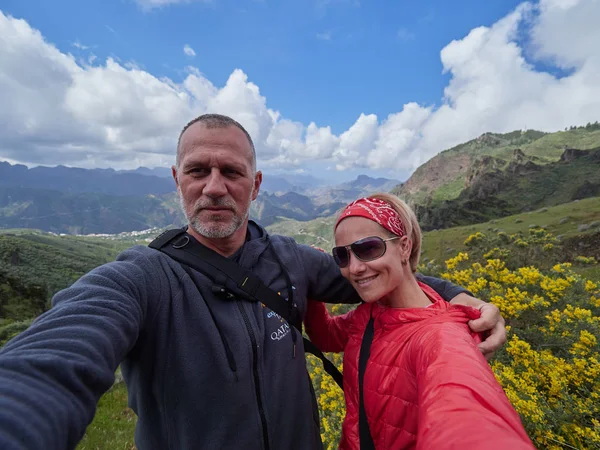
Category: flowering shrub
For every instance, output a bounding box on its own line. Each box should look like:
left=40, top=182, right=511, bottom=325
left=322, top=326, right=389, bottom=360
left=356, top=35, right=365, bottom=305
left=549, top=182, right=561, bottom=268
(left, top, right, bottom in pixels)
left=308, top=227, right=600, bottom=449
left=575, top=255, right=597, bottom=265
left=464, top=231, right=486, bottom=247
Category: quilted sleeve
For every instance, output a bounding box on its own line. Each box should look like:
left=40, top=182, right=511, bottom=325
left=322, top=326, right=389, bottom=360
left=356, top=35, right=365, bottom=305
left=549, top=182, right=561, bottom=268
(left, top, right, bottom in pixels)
left=304, top=300, right=356, bottom=352
left=414, top=322, right=535, bottom=450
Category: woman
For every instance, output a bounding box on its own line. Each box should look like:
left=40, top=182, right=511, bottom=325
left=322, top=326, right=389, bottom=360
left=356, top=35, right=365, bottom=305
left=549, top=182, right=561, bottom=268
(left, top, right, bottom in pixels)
left=304, top=193, right=534, bottom=450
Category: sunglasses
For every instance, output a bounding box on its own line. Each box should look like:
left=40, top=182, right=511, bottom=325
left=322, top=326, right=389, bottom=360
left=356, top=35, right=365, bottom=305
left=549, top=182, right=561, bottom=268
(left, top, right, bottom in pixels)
left=332, top=236, right=400, bottom=268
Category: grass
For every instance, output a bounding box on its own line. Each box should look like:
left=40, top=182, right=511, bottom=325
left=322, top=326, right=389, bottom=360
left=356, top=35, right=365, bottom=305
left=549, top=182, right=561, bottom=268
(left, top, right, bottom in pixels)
left=578, top=265, right=600, bottom=281
left=76, top=381, right=136, bottom=450
left=422, top=197, right=600, bottom=266
left=522, top=128, right=600, bottom=160
left=431, top=176, right=466, bottom=203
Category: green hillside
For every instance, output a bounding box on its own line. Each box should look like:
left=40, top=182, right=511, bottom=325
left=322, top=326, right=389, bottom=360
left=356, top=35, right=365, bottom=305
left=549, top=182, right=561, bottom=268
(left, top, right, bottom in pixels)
left=0, top=231, right=136, bottom=295
left=0, top=230, right=141, bottom=329
left=496, top=150, right=600, bottom=207
left=393, top=124, right=600, bottom=225
left=443, top=127, right=600, bottom=162
left=421, top=197, right=600, bottom=267
left=444, top=129, right=547, bottom=160
left=413, top=147, right=600, bottom=230
left=0, top=187, right=185, bottom=235
left=523, top=127, right=600, bottom=160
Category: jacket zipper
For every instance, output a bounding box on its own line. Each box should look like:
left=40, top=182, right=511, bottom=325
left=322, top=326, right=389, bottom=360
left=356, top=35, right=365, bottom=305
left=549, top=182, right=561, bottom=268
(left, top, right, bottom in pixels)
left=237, top=300, right=270, bottom=450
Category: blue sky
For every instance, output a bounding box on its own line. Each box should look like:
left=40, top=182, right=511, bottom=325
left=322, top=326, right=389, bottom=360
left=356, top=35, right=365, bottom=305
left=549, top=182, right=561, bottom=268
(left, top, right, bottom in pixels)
left=0, top=0, right=598, bottom=182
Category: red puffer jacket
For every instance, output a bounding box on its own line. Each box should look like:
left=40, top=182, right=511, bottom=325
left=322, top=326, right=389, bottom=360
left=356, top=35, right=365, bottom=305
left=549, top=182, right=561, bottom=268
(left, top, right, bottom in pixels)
left=305, top=282, right=534, bottom=450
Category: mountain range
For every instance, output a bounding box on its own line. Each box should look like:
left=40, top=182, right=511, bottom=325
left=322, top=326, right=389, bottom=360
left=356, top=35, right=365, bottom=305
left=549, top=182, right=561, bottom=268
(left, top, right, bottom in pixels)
left=0, top=163, right=176, bottom=197
left=3, top=122, right=600, bottom=234
left=0, top=162, right=399, bottom=233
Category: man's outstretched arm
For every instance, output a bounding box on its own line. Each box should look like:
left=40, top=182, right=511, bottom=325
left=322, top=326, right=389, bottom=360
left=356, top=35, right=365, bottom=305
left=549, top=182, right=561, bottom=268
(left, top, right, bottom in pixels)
left=0, top=248, right=161, bottom=450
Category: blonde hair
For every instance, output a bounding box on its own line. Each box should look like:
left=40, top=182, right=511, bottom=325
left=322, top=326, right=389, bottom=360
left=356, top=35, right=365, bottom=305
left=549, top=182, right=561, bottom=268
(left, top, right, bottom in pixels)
left=361, top=192, right=422, bottom=272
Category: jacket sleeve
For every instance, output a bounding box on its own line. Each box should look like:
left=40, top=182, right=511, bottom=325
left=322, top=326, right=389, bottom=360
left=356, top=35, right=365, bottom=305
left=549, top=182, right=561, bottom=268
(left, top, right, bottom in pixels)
left=297, top=244, right=362, bottom=305
left=414, top=323, right=534, bottom=450
left=0, top=247, right=164, bottom=450
left=304, top=300, right=356, bottom=352
left=415, top=274, right=473, bottom=300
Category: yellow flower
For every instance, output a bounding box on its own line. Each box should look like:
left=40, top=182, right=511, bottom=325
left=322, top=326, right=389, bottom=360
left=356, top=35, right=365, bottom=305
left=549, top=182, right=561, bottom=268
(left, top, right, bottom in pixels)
left=464, top=232, right=485, bottom=246
left=570, top=331, right=597, bottom=357
left=585, top=280, right=598, bottom=293
left=552, top=262, right=572, bottom=273
left=515, top=239, right=529, bottom=248
left=445, top=252, right=469, bottom=270
left=518, top=266, right=542, bottom=284
left=467, top=277, right=488, bottom=295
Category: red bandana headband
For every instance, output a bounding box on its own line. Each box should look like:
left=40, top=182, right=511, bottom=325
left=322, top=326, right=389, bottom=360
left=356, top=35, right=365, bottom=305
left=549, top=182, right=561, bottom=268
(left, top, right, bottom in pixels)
left=335, top=197, right=406, bottom=237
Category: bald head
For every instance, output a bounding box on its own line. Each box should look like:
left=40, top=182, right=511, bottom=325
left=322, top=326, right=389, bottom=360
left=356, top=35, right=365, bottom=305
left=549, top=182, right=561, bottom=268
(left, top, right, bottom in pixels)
left=176, top=114, right=256, bottom=173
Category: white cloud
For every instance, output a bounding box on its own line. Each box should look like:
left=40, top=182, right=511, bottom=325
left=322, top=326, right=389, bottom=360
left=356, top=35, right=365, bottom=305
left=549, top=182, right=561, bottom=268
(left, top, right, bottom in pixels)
left=368, top=103, right=432, bottom=169
left=333, top=113, right=378, bottom=169
left=1, top=1, right=600, bottom=175
left=304, top=123, right=339, bottom=158
left=530, top=0, right=600, bottom=70
left=316, top=31, right=332, bottom=41
left=183, top=44, right=196, bottom=57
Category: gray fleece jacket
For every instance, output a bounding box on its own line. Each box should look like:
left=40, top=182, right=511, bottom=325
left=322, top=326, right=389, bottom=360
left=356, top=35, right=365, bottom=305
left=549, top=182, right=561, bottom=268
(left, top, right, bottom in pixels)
left=0, top=221, right=467, bottom=450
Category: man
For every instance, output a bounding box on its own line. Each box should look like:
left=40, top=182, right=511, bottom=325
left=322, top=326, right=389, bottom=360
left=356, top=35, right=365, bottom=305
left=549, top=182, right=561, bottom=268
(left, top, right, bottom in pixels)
left=0, top=114, right=506, bottom=450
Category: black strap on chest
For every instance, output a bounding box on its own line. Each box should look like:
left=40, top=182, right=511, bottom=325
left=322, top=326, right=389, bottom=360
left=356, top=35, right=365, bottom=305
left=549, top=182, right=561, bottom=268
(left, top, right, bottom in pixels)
left=148, top=227, right=343, bottom=389
left=358, top=313, right=376, bottom=450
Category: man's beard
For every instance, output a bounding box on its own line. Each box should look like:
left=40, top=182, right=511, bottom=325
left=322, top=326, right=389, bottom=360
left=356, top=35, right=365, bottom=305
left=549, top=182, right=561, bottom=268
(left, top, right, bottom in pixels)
left=178, top=189, right=253, bottom=239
